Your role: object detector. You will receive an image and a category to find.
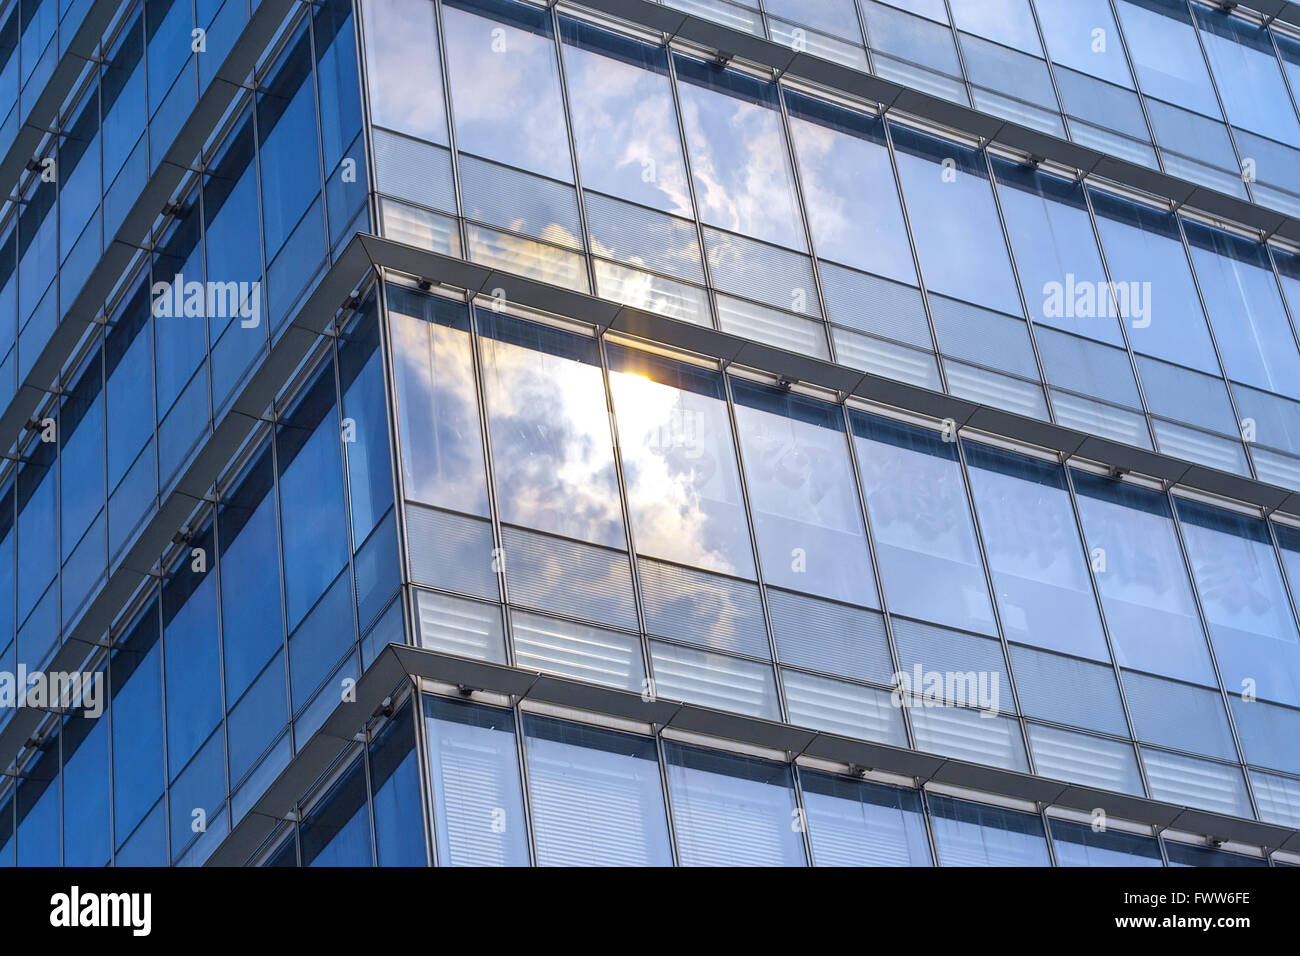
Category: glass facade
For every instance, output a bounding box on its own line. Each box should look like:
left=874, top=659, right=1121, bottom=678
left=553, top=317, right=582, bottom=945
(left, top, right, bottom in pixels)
left=1, top=0, right=1299, bottom=869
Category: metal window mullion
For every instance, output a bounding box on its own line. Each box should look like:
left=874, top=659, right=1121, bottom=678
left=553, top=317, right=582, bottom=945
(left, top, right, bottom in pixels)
left=511, top=703, right=537, bottom=867
left=547, top=3, right=599, bottom=298
left=465, top=302, right=515, bottom=665
left=654, top=733, right=682, bottom=867
left=430, top=0, right=471, bottom=259
left=1170, top=214, right=1257, bottom=480
left=410, top=684, right=438, bottom=867
left=664, top=43, right=721, bottom=331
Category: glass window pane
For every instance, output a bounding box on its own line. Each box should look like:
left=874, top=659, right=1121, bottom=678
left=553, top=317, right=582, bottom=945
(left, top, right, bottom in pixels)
left=1184, top=222, right=1300, bottom=398
left=891, top=125, right=1021, bottom=315
left=1034, top=0, right=1134, bottom=87
left=801, top=771, right=931, bottom=866
left=559, top=19, right=691, bottom=217
left=361, top=0, right=448, bottom=144
left=992, top=160, right=1125, bottom=345
left=1071, top=470, right=1217, bottom=685
left=522, top=714, right=672, bottom=866
left=1176, top=500, right=1300, bottom=708
left=423, top=696, right=529, bottom=866
left=664, top=742, right=806, bottom=866
left=442, top=0, right=572, bottom=180
left=851, top=413, right=996, bottom=634
left=1193, top=7, right=1300, bottom=146
left=607, top=345, right=755, bottom=578
left=1090, top=190, right=1219, bottom=373
left=477, top=311, right=625, bottom=548
left=388, top=288, right=489, bottom=516
left=927, top=793, right=1050, bottom=866
left=784, top=91, right=915, bottom=284
left=731, top=379, right=877, bottom=607
left=1049, top=818, right=1163, bottom=866
left=673, top=55, right=806, bottom=250
left=964, top=441, right=1108, bottom=659
left=1113, top=0, right=1220, bottom=118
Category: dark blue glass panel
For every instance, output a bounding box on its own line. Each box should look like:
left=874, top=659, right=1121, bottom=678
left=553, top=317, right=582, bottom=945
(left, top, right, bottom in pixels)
left=370, top=699, right=427, bottom=866
left=300, top=756, right=373, bottom=866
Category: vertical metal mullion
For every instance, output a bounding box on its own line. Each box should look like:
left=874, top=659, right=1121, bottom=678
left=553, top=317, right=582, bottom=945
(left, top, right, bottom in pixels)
left=547, top=3, right=598, bottom=298
left=465, top=303, right=513, bottom=665
left=1170, top=214, right=1257, bottom=480
left=877, top=118, right=951, bottom=393
left=1102, top=0, right=1171, bottom=177
left=430, top=0, right=470, bottom=258
left=360, top=717, right=379, bottom=866
left=655, top=733, right=682, bottom=867
left=789, top=762, right=815, bottom=867
left=511, top=703, right=537, bottom=867
left=410, top=685, right=438, bottom=867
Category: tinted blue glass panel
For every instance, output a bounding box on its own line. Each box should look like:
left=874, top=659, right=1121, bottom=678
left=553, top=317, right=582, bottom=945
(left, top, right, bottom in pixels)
left=277, top=370, right=348, bottom=630
left=1071, top=471, right=1217, bottom=685
left=851, top=413, right=996, bottom=635
left=362, top=0, right=447, bottom=144
left=257, top=24, right=321, bottom=259
left=111, top=604, right=165, bottom=843
left=477, top=311, right=625, bottom=548
left=674, top=55, right=806, bottom=251
left=1033, top=0, right=1133, bottom=87
left=784, top=92, right=915, bottom=284
left=300, top=757, right=373, bottom=866
left=607, top=345, right=755, bottom=577
left=1090, top=190, right=1219, bottom=372
left=1177, top=500, right=1300, bottom=708
left=388, top=289, right=489, bottom=516
left=1184, top=222, right=1300, bottom=398
left=964, top=441, right=1108, bottom=660
left=442, top=0, right=572, bottom=181
left=927, top=793, right=1050, bottom=866
left=1114, top=0, right=1220, bottom=118
left=891, top=125, right=1020, bottom=315
left=371, top=700, right=426, bottom=866
left=731, top=379, right=876, bottom=607
left=560, top=19, right=691, bottom=217
left=992, top=161, right=1123, bottom=345
left=163, top=524, right=222, bottom=777
left=1050, top=818, right=1163, bottom=866
left=1193, top=7, right=1300, bottom=146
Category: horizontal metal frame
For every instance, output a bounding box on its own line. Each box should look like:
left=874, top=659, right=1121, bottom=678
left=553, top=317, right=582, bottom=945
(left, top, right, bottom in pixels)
left=359, top=233, right=1300, bottom=517
left=0, top=0, right=121, bottom=200
left=204, top=641, right=1300, bottom=866
left=0, top=0, right=298, bottom=462
left=574, top=0, right=1300, bottom=245
left=0, top=234, right=374, bottom=776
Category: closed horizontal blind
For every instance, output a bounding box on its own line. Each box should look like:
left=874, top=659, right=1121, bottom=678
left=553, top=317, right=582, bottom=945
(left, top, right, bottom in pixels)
left=502, top=525, right=637, bottom=630
left=768, top=588, right=892, bottom=683
left=649, top=640, right=779, bottom=719
left=510, top=609, right=643, bottom=692
left=1026, top=722, right=1144, bottom=795
left=405, top=505, right=499, bottom=600
left=782, top=668, right=906, bottom=746
left=638, top=558, right=768, bottom=658
left=416, top=589, right=505, bottom=663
